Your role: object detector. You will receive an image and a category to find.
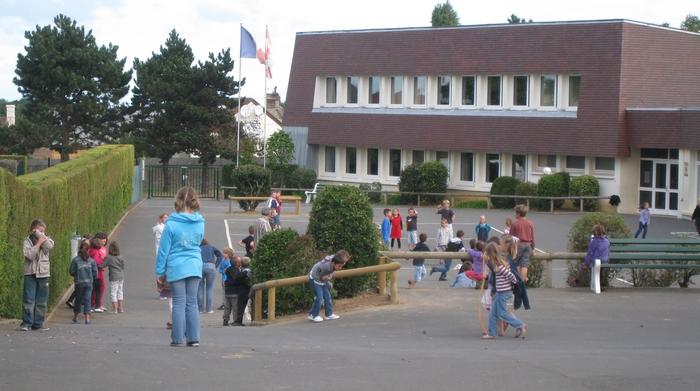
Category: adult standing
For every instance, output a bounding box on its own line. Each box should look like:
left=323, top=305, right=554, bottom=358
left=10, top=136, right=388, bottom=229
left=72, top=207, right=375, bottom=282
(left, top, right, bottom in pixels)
left=255, top=207, right=272, bottom=244
left=509, top=205, right=535, bottom=284
left=691, top=200, right=700, bottom=235
left=198, top=239, right=222, bottom=313
left=155, top=187, right=205, bottom=347
left=436, top=200, right=455, bottom=230
left=21, top=219, right=54, bottom=331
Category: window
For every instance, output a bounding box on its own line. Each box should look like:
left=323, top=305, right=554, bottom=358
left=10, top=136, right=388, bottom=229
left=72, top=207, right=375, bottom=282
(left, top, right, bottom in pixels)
left=390, top=76, right=403, bottom=105
left=460, top=152, right=474, bottom=182
left=568, top=75, right=580, bottom=107
left=512, top=155, right=527, bottom=181
left=436, top=151, right=449, bottom=175
left=324, top=146, right=336, bottom=172
left=461, top=76, right=475, bottom=105
left=595, top=157, right=615, bottom=171
left=413, top=76, right=426, bottom=105
left=389, top=149, right=402, bottom=177
left=487, top=76, right=501, bottom=106
left=368, top=76, right=380, bottom=104
left=485, top=153, right=500, bottom=183
left=437, top=75, right=451, bottom=105
left=641, top=149, right=669, bottom=159
left=513, top=75, right=529, bottom=106
left=412, top=150, right=424, bottom=164
left=347, top=76, right=359, bottom=104
left=325, top=77, right=337, bottom=104
left=367, top=148, right=379, bottom=175
left=537, top=154, right=557, bottom=168
left=540, top=75, right=556, bottom=107
left=346, top=147, right=357, bottom=174
left=566, top=156, right=586, bottom=170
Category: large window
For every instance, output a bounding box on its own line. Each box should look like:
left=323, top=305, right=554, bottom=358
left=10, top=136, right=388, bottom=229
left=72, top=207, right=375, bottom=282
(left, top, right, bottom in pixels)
left=460, top=152, right=474, bottom=182
left=367, top=148, right=379, bottom=175
left=390, top=76, right=403, bottom=105
left=412, top=150, right=424, bottom=164
left=461, top=76, right=475, bottom=106
left=540, top=75, right=556, bottom=107
left=487, top=76, right=502, bottom=106
left=538, top=154, right=557, bottom=168
left=368, top=76, right=380, bottom=104
left=568, top=75, right=580, bottom=107
left=346, top=147, right=357, bottom=174
left=513, top=75, right=529, bottom=106
left=485, top=153, right=500, bottom=183
left=325, top=77, right=337, bottom=104
left=347, top=76, right=359, bottom=104
left=437, top=75, right=451, bottom=105
left=436, top=151, right=449, bottom=176
left=413, top=76, right=426, bottom=105
left=566, top=156, right=585, bottom=170
left=389, top=149, right=402, bottom=177
left=595, top=157, right=615, bottom=171
left=324, top=146, right=336, bottom=172
left=512, top=155, right=527, bottom=181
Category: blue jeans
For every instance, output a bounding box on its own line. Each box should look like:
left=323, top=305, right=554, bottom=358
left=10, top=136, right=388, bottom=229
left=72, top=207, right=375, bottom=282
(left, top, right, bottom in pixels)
left=432, top=259, right=452, bottom=279
left=488, top=291, right=524, bottom=337
left=309, top=279, right=333, bottom=317
left=407, top=231, right=418, bottom=246
left=73, top=283, right=93, bottom=315
left=198, top=263, right=217, bottom=312
left=22, top=275, right=49, bottom=329
left=634, top=222, right=648, bottom=239
left=413, top=265, right=425, bottom=284
left=171, top=277, right=201, bottom=344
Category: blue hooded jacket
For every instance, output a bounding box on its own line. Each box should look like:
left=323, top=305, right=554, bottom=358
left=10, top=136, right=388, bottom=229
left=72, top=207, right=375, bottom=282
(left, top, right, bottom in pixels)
left=155, top=212, right=205, bottom=282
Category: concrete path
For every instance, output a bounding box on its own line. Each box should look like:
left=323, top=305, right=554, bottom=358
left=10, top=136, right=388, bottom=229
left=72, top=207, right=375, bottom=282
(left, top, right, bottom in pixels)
left=1, top=199, right=699, bottom=391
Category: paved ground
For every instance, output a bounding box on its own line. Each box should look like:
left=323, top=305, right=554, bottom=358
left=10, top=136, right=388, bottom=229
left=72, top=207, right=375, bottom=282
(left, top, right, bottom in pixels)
left=1, top=199, right=699, bottom=391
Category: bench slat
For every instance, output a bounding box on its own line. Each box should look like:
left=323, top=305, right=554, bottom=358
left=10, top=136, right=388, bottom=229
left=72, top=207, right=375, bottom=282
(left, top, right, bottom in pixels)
left=610, top=253, right=700, bottom=261
left=610, top=238, right=700, bottom=245
left=610, top=245, right=700, bottom=253
left=602, top=264, right=700, bottom=269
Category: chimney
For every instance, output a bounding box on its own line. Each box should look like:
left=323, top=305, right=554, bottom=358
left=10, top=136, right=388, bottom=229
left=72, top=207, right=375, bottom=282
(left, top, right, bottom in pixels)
left=6, top=105, right=15, bottom=126
left=266, top=86, right=281, bottom=112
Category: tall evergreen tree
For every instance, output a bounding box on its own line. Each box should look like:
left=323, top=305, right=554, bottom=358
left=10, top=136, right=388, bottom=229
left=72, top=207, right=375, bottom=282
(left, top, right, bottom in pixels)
left=680, top=14, right=700, bottom=32
left=431, top=1, right=460, bottom=27
left=13, top=14, right=131, bottom=161
left=507, top=14, right=533, bottom=24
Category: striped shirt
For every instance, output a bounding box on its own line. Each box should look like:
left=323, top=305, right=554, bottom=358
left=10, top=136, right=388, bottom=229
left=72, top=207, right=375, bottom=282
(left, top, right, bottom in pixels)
left=495, top=264, right=517, bottom=292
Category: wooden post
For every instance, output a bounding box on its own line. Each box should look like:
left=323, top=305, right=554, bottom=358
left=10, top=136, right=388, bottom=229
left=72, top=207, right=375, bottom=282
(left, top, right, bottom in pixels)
left=295, top=198, right=301, bottom=215
left=378, top=256, right=387, bottom=295
left=390, top=270, right=398, bottom=304
left=254, top=289, right=263, bottom=322
left=382, top=193, right=387, bottom=205
left=544, top=259, right=553, bottom=288
left=526, top=199, right=530, bottom=208
left=267, top=287, right=276, bottom=321
left=487, top=197, right=491, bottom=209
left=550, top=199, right=554, bottom=213
left=417, top=194, right=421, bottom=207
left=580, top=198, right=584, bottom=212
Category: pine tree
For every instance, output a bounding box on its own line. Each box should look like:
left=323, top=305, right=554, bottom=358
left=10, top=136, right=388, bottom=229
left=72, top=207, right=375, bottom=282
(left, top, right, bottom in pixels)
left=431, top=1, right=460, bottom=27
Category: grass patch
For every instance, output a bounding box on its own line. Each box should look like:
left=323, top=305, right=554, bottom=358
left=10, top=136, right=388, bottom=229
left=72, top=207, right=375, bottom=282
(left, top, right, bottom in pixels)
left=455, top=200, right=488, bottom=209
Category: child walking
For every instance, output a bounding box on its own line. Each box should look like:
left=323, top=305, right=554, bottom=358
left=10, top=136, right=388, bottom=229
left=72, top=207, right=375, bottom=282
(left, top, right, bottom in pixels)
left=102, top=242, right=125, bottom=313
left=408, top=233, right=430, bottom=287
left=222, top=256, right=241, bottom=326
left=307, top=250, right=350, bottom=322
left=483, top=242, right=527, bottom=339
left=406, top=208, right=419, bottom=249
left=474, top=215, right=492, bottom=242
left=238, top=226, right=255, bottom=258
left=634, top=202, right=651, bottom=239
left=69, top=242, right=97, bottom=324
left=390, top=208, right=403, bottom=249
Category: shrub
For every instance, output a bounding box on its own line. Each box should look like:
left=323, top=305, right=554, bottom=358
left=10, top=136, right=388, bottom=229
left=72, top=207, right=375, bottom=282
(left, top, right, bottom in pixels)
left=230, top=164, right=271, bottom=211
left=398, top=164, right=421, bottom=204
left=0, top=145, right=133, bottom=318
left=514, top=181, right=538, bottom=208
left=252, top=229, right=322, bottom=317
left=527, top=258, right=545, bottom=288
left=569, top=175, right=600, bottom=211
left=566, top=213, right=630, bottom=288
left=489, top=176, right=521, bottom=209
left=359, top=181, right=382, bottom=203
left=307, top=185, right=380, bottom=298
left=537, top=172, right=568, bottom=209
left=455, top=199, right=488, bottom=209
left=287, top=166, right=317, bottom=190
left=398, top=161, right=448, bottom=205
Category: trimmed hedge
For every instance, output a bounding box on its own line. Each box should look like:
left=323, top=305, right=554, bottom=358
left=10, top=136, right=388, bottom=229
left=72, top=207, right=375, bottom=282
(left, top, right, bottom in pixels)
left=228, top=164, right=271, bottom=211
left=398, top=161, right=448, bottom=204
left=570, top=175, right=600, bottom=211
left=0, top=144, right=133, bottom=318
left=537, top=172, right=569, bottom=209
left=514, top=181, right=538, bottom=207
left=489, top=176, right=521, bottom=208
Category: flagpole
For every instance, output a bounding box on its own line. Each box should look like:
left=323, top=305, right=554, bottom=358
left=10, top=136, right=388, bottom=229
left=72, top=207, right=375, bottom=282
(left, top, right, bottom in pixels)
left=236, top=23, right=243, bottom=168
left=262, top=25, right=268, bottom=169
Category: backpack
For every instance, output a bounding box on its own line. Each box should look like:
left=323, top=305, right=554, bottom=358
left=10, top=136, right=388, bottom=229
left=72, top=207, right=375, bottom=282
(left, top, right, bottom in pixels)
left=446, top=240, right=464, bottom=252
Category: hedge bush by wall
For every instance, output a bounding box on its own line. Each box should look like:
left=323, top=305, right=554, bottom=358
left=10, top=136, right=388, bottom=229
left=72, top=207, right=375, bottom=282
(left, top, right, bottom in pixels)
left=514, top=181, right=538, bottom=207
left=537, top=172, right=569, bottom=209
left=228, top=164, right=271, bottom=211
left=489, top=176, right=521, bottom=209
left=0, top=144, right=133, bottom=318
left=398, top=161, right=448, bottom=204
left=569, top=175, right=600, bottom=211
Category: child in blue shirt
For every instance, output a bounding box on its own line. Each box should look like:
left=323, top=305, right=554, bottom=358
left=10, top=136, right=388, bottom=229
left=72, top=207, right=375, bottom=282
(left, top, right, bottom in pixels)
left=217, top=248, right=234, bottom=310
left=475, top=215, right=492, bottom=242
left=381, top=208, right=391, bottom=247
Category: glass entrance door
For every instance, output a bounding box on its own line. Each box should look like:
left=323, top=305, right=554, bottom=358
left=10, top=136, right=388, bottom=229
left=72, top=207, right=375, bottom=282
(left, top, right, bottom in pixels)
left=639, top=156, right=679, bottom=214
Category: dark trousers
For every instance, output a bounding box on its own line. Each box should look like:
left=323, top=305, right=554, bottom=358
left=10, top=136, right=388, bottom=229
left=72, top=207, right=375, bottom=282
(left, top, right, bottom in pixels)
left=223, top=293, right=238, bottom=324
left=22, top=275, right=49, bottom=328
left=73, top=283, right=93, bottom=315
left=92, top=277, right=104, bottom=308
left=234, top=290, right=250, bottom=324
left=634, top=222, right=648, bottom=239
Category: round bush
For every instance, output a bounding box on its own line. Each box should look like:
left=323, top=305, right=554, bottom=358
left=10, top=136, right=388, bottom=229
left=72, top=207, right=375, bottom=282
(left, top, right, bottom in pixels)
left=230, top=164, right=271, bottom=211
left=537, top=172, right=568, bottom=209
left=570, top=175, right=600, bottom=211
left=359, top=181, right=382, bottom=203
left=398, top=161, right=448, bottom=204
left=398, top=164, right=421, bottom=204
left=514, top=181, right=538, bottom=208
left=287, top=166, right=317, bottom=189
left=307, top=185, right=380, bottom=298
left=489, top=176, right=521, bottom=209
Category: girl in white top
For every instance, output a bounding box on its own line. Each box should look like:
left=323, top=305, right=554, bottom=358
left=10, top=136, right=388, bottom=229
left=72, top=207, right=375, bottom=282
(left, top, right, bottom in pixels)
left=152, top=213, right=168, bottom=254
left=435, top=218, right=453, bottom=251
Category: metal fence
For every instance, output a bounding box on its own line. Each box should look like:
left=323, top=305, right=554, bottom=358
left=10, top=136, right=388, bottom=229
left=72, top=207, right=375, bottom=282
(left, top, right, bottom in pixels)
left=147, top=165, right=220, bottom=199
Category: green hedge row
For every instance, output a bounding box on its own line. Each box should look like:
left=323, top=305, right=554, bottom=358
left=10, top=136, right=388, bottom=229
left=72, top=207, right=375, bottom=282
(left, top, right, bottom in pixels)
left=0, top=144, right=134, bottom=318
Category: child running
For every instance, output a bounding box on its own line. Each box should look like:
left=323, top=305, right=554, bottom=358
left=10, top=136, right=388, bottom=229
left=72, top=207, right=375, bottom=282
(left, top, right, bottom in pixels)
left=408, top=233, right=430, bottom=288
left=69, top=242, right=97, bottom=324
left=482, top=242, right=527, bottom=339
left=390, top=208, right=403, bottom=249
left=102, top=241, right=126, bottom=313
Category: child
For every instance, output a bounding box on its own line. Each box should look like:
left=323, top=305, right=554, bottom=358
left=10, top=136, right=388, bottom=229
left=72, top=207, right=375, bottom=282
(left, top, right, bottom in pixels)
left=307, top=250, right=350, bottom=322
left=584, top=224, right=611, bottom=288
left=406, top=208, right=418, bottom=250
left=274, top=191, right=283, bottom=227
left=66, top=235, right=92, bottom=309
left=466, top=239, right=486, bottom=283
left=390, top=208, right=403, bottom=249
left=153, top=214, right=168, bottom=300
left=475, top=215, right=492, bottom=242
left=102, top=241, right=125, bottom=313
left=231, top=257, right=252, bottom=326
left=70, top=242, right=98, bottom=324
left=217, top=248, right=234, bottom=310
left=408, top=233, right=430, bottom=288
left=504, top=218, right=513, bottom=235
left=432, top=229, right=464, bottom=281
left=634, top=202, right=651, bottom=239
left=483, top=242, right=527, bottom=339
left=267, top=191, right=281, bottom=229
left=156, top=276, right=173, bottom=329
left=89, top=234, right=108, bottom=312
left=381, top=209, right=391, bottom=247
left=223, top=256, right=242, bottom=326
left=238, top=226, right=255, bottom=258
left=451, top=261, right=476, bottom=288
left=435, top=218, right=453, bottom=252
left=436, top=199, right=455, bottom=229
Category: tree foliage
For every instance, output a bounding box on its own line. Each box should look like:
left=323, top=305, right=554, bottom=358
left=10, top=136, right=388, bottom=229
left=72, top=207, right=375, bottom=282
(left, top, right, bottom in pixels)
left=431, top=1, right=460, bottom=27
left=681, top=14, right=700, bottom=32
left=12, top=14, right=132, bottom=161
left=229, top=164, right=271, bottom=211
left=507, top=14, right=533, bottom=24
left=490, top=176, right=521, bottom=209
left=398, top=161, right=448, bottom=204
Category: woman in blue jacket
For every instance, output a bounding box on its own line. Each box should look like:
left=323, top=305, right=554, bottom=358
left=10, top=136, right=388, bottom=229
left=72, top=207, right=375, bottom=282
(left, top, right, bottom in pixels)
left=155, top=187, right=205, bottom=347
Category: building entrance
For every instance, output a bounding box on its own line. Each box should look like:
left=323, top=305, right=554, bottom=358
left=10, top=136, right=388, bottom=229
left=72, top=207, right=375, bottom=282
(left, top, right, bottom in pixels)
left=639, top=149, right=679, bottom=215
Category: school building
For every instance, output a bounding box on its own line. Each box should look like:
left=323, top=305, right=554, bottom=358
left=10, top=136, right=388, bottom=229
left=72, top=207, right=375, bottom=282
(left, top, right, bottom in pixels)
left=282, top=19, right=700, bottom=216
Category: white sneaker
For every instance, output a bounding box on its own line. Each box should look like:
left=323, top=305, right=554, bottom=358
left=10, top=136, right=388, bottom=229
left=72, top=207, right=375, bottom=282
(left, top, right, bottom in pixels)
left=93, top=308, right=104, bottom=313
left=324, top=314, right=340, bottom=320
left=309, top=315, right=323, bottom=323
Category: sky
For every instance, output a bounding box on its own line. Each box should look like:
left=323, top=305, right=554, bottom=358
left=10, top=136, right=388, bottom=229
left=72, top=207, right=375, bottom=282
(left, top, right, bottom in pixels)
left=0, top=0, right=697, bottom=106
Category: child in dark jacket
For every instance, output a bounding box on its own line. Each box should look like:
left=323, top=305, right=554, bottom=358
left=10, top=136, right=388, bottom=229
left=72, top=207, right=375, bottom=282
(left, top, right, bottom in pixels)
left=223, top=256, right=241, bottom=326
left=69, top=242, right=98, bottom=324
left=408, top=233, right=430, bottom=287
left=230, top=257, right=252, bottom=326
left=307, top=250, right=350, bottom=322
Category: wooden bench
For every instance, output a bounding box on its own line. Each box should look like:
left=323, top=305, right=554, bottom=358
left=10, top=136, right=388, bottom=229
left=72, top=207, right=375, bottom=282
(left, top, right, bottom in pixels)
left=590, top=238, right=700, bottom=294
left=304, top=183, right=326, bottom=203
left=227, top=195, right=302, bottom=215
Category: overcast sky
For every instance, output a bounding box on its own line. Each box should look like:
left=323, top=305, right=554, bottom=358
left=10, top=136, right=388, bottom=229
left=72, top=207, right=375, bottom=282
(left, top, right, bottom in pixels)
left=0, top=0, right=696, bottom=105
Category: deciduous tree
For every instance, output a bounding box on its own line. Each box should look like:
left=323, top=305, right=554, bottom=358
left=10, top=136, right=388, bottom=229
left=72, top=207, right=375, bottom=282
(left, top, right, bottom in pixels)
left=431, top=1, right=459, bottom=27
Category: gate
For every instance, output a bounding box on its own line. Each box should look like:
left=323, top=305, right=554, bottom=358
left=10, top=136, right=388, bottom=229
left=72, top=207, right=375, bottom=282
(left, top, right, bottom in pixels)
left=147, top=165, right=220, bottom=199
